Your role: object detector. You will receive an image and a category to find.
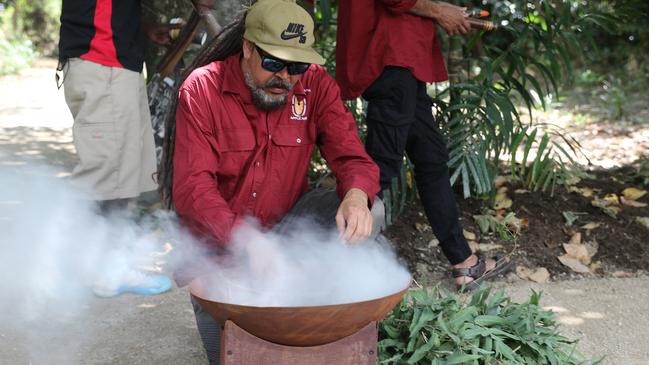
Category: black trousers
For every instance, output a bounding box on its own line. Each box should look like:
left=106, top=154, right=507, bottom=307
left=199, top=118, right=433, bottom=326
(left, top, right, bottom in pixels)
left=363, top=66, right=471, bottom=265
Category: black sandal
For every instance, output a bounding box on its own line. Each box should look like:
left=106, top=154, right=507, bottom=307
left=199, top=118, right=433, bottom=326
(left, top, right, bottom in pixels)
left=451, top=254, right=513, bottom=292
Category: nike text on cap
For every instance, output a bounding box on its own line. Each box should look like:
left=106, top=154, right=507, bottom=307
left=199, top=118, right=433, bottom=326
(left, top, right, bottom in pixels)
left=244, top=0, right=326, bottom=65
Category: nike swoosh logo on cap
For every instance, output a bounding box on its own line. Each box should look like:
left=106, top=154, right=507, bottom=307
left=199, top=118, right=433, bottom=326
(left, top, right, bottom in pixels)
left=280, top=30, right=307, bottom=40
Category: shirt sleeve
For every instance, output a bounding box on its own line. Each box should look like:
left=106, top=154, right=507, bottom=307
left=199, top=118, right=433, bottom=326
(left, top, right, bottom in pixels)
left=379, top=0, right=417, bottom=13
left=172, top=85, right=239, bottom=248
left=312, top=70, right=381, bottom=205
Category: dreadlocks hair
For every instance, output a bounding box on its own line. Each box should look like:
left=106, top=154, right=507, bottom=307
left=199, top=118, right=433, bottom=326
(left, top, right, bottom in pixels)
left=158, top=10, right=248, bottom=209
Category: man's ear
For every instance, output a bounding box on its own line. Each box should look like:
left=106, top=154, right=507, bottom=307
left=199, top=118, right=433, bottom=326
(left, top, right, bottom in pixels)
left=242, top=39, right=254, bottom=60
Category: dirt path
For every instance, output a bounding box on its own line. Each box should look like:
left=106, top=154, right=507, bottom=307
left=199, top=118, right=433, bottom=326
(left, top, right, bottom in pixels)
left=1, top=60, right=647, bottom=364
left=0, top=58, right=76, bottom=174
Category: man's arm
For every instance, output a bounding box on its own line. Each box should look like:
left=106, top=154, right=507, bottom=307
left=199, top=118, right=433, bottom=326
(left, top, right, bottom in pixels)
left=410, top=1, right=470, bottom=35
left=313, top=70, right=381, bottom=243
left=381, top=0, right=471, bottom=36
left=173, top=86, right=240, bottom=247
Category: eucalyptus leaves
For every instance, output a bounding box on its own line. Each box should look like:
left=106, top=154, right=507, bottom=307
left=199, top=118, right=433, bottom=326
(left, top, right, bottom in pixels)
left=378, top=287, right=601, bottom=364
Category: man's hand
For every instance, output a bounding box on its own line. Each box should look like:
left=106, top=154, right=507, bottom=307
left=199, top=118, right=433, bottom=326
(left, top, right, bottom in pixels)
left=143, top=23, right=182, bottom=47
left=411, top=1, right=471, bottom=36
left=335, top=188, right=372, bottom=243
left=431, top=2, right=470, bottom=35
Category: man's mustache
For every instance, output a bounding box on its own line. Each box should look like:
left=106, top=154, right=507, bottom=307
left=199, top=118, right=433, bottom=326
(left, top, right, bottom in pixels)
left=264, top=78, right=292, bottom=91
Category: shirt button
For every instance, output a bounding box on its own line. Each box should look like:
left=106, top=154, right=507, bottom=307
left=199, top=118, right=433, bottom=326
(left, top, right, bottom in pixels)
left=296, top=138, right=302, bottom=144
left=252, top=192, right=257, bottom=198
left=255, top=161, right=260, bottom=167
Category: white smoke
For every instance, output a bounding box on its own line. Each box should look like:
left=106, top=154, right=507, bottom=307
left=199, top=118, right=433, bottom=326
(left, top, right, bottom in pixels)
left=0, top=164, right=411, bottom=313
left=0, top=163, right=411, bottom=364
left=0, top=165, right=169, bottom=321
left=194, top=218, right=412, bottom=307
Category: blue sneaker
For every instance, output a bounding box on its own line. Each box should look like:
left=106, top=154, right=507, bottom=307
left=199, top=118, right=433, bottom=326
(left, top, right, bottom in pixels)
left=93, top=273, right=173, bottom=297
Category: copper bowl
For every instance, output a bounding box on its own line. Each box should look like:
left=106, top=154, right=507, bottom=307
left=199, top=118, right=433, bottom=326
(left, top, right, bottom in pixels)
left=189, top=276, right=408, bottom=347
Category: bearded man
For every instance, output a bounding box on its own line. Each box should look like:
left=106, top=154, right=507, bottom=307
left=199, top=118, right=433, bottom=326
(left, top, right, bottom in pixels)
left=167, top=0, right=381, bottom=362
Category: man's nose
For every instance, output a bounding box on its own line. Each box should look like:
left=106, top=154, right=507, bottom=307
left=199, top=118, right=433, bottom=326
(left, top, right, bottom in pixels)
left=275, top=67, right=290, bottom=80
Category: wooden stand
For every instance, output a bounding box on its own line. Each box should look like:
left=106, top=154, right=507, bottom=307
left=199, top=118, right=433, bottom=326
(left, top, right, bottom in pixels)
left=220, top=320, right=378, bottom=365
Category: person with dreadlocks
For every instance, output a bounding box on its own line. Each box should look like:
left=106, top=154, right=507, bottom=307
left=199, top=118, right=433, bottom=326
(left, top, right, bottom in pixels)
left=162, top=0, right=381, bottom=362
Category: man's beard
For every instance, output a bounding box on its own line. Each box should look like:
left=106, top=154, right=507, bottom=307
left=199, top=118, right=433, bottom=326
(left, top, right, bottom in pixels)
left=243, top=70, right=293, bottom=111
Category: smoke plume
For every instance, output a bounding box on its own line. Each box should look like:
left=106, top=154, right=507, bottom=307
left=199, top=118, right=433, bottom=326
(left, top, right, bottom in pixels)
left=194, top=218, right=412, bottom=307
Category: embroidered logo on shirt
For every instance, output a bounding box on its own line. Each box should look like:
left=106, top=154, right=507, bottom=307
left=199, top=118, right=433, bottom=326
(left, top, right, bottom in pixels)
left=290, top=95, right=307, bottom=121
left=280, top=23, right=308, bottom=44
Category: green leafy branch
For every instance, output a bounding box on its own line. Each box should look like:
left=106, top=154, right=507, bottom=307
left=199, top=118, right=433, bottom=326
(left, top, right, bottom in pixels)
left=378, top=287, right=603, bottom=364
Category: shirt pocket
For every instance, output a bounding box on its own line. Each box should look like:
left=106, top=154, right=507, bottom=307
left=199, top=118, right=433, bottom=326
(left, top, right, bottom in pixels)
left=271, top=124, right=315, bottom=147
left=216, top=128, right=256, bottom=182
left=219, top=128, right=256, bottom=151
left=269, top=124, right=315, bottom=200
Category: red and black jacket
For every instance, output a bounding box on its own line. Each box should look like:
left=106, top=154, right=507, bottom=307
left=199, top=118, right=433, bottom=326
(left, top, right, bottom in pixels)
left=58, top=0, right=145, bottom=73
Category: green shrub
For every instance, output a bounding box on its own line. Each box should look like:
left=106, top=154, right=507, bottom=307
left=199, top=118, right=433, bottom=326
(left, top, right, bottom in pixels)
left=0, top=0, right=61, bottom=55
left=379, top=287, right=601, bottom=364
left=0, top=32, right=34, bottom=75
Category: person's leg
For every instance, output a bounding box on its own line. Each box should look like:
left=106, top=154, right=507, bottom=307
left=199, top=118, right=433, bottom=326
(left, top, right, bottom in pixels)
left=362, top=67, right=418, bottom=192
left=405, top=81, right=471, bottom=264
left=63, top=58, right=121, bottom=201
left=97, top=198, right=130, bottom=216
left=109, top=66, right=158, bottom=199
left=191, top=295, right=222, bottom=365
left=405, top=81, right=501, bottom=285
left=63, top=59, right=156, bottom=210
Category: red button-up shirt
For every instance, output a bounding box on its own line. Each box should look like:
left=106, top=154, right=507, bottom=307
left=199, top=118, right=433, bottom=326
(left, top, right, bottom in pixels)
left=335, top=0, right=449, bottom=100
left=173, top=54, right=380, bottom=248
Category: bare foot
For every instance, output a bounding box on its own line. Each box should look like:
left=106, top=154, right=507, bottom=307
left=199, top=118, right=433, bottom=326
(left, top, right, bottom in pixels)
left=452, top=254, right=497, bottom=286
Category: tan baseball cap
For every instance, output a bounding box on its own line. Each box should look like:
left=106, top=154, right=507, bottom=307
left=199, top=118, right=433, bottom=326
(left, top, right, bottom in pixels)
left=244, top=0, right=325, bottom=65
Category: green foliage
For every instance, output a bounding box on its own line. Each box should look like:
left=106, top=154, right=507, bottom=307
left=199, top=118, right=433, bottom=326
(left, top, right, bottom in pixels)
left=634, top=159, right=649, bottom=188
left=433, top=81, right=512, bottom=198
left=473, top=211, right=523, bottom=241
left=511, top=126, right=584, bottom=193
left=0, top=30, right=33, bottom=75
left=0, top=0, right=61, bottom=55
left=306, top=1, right=619, bottom=211
left=577, top=0, right=649, bottom=68
left=382, top=162, right=417, bottom=227
left=432, top=1, right=617, bottom=197
left=311, top=0, right=337, bottom=74
left=379, top=287, right=602, bottom=364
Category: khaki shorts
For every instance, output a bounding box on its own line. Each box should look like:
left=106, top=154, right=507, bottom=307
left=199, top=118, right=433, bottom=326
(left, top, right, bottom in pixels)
left=63, top=58, right=157, bottom=200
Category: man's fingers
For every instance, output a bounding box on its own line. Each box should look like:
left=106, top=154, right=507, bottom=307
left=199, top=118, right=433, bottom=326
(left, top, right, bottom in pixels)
left=343, top=214, right=359, bottom=242
left=349, top=211, right=372, bottom=243
left=335, top=210, right=346, bottom=234
left=358, top=211, right=371, bottom=241
left=364, top=212, right=373, bottom=238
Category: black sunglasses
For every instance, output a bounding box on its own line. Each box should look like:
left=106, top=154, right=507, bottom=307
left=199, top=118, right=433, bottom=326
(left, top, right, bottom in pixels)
left=255, top=45, right=311, bottom=75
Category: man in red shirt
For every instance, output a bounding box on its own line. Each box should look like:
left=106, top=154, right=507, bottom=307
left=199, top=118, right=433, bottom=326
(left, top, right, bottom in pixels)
left=337, top=0, right=512, bottom=291
left=170, top=0, right=380, bottom=361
